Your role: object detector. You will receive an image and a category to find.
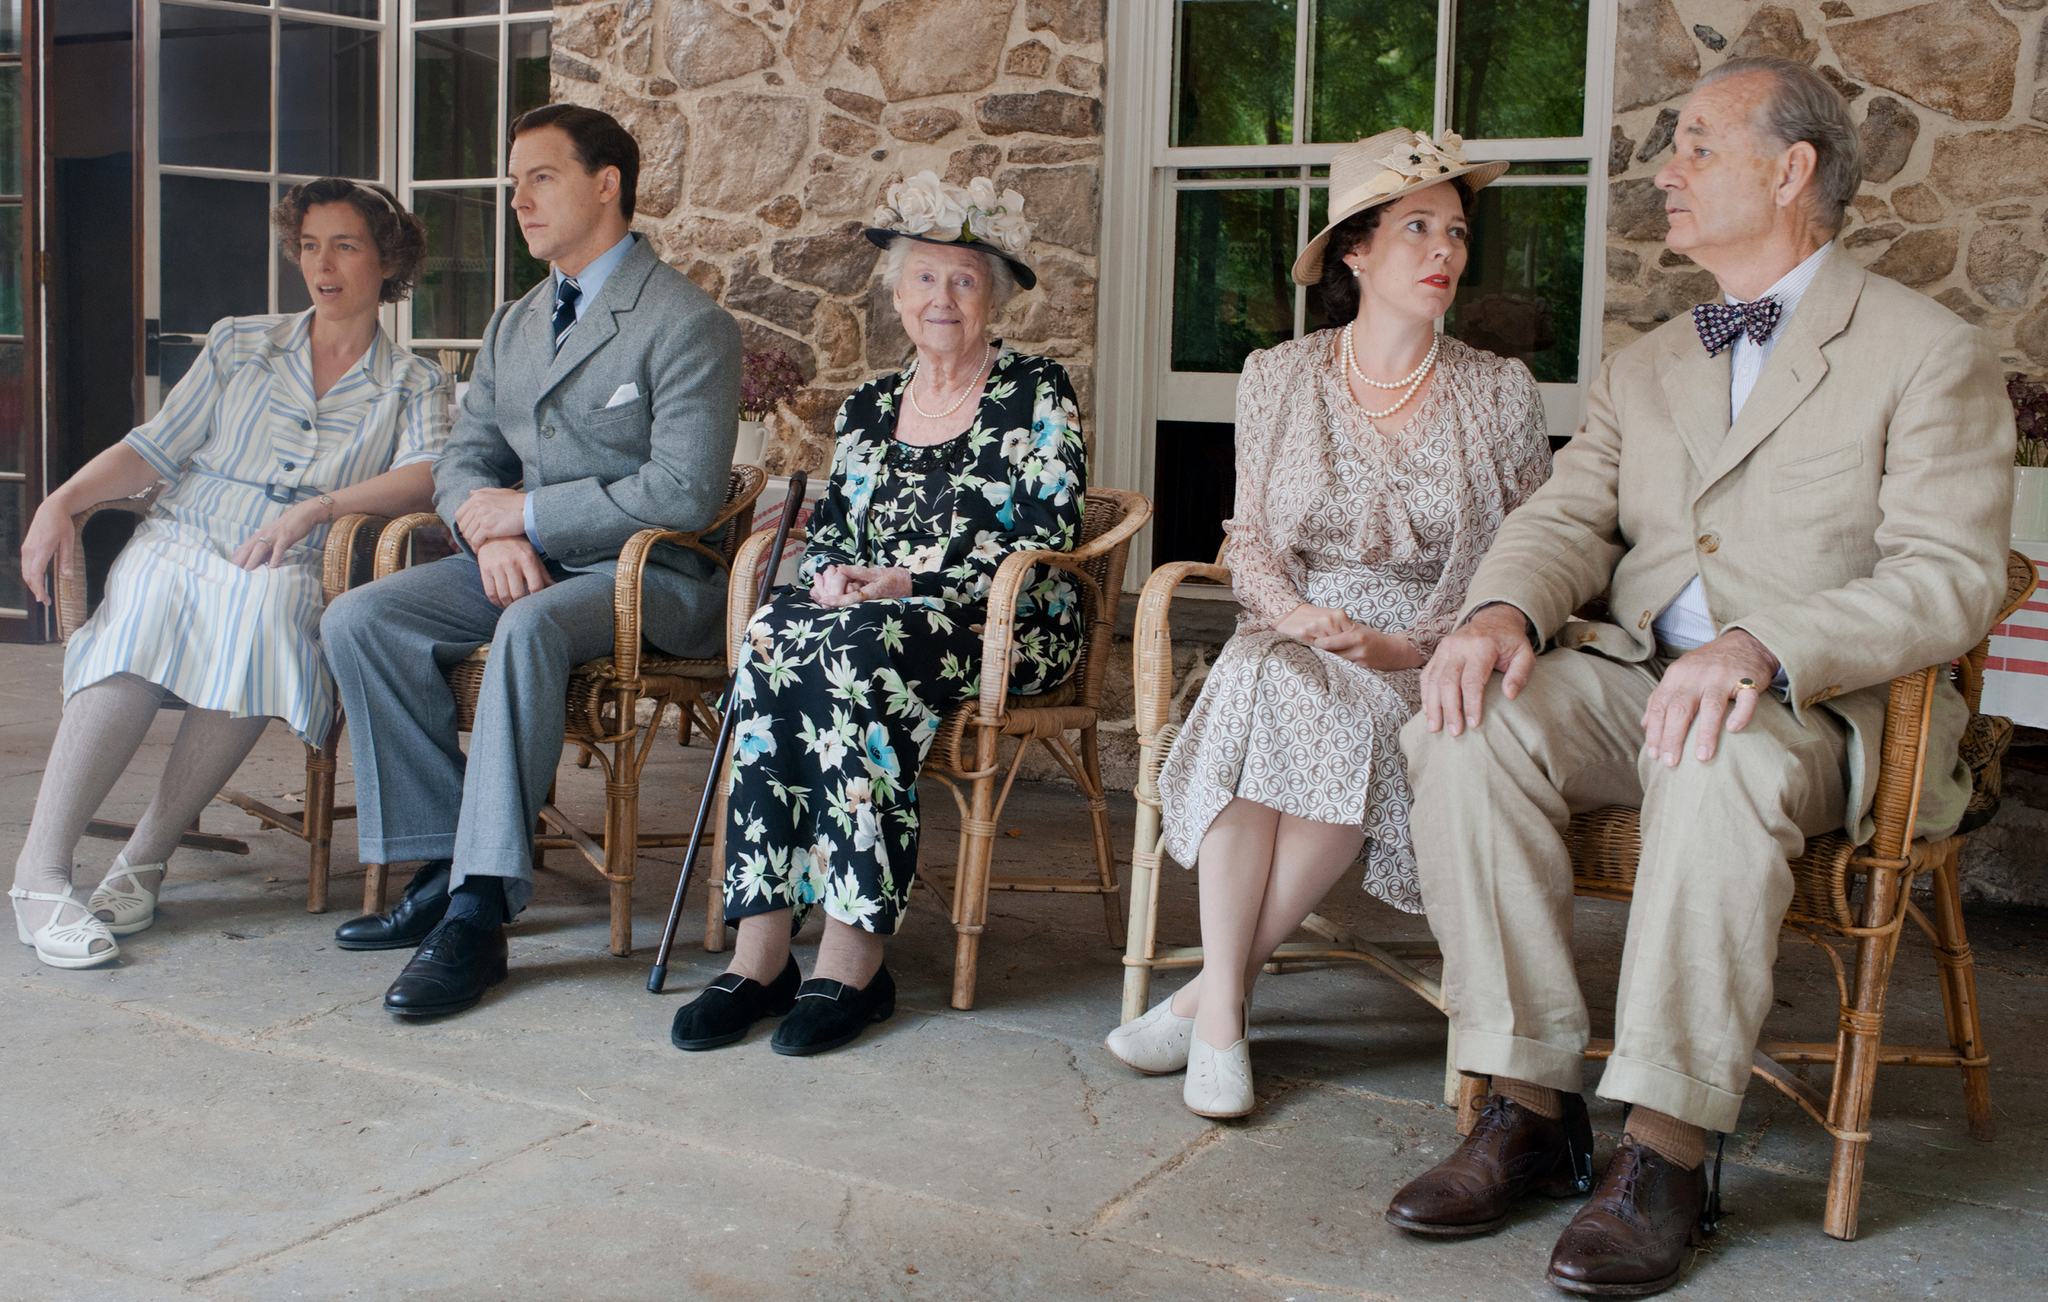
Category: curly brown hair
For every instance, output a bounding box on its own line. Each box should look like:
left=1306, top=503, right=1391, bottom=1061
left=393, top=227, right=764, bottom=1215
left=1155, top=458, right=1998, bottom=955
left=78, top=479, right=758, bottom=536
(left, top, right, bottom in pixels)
left=1317, top=175, right=1476, bottom=324
left=272, top=179, right=429, bottom=304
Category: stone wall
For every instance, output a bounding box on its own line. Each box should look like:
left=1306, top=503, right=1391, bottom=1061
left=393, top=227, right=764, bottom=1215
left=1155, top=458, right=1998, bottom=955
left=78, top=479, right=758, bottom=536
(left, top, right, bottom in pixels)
left=548, top=0, right=1106, bottom=472
left=1605, top=0, right=2048, bottom=376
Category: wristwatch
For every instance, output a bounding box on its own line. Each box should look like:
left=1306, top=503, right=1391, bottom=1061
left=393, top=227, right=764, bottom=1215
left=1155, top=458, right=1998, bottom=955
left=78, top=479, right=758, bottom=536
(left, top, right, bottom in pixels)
left=316, top=493, right=337, bottom=521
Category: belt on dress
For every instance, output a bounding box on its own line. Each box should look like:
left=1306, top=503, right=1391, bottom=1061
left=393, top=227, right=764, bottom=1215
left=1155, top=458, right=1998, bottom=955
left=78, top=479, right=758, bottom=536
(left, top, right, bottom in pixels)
left=188, top=469, right=323, bottom=505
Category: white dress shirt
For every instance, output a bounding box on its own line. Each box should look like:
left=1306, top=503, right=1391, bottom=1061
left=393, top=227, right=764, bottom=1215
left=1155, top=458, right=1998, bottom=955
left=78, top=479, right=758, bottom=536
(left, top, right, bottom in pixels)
left=1649, top=241, right=1834, bottom=678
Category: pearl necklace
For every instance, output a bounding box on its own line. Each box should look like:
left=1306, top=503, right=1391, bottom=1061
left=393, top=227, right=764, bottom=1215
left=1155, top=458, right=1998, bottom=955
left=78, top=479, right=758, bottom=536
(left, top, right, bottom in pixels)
left=1342, top=324, right=1439, bottom=421
left=906, top=344, right=994, bottom=420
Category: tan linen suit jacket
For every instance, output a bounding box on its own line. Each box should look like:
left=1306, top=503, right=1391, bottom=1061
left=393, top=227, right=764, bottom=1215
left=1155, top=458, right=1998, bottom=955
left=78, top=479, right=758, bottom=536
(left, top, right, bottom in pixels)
left=1460, top=246, right=2015, bottom=841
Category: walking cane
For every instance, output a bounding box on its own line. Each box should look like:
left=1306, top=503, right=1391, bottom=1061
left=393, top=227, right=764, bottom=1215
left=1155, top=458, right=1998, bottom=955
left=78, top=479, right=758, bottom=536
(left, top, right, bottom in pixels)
left=647, top=471, right=807, bottom=995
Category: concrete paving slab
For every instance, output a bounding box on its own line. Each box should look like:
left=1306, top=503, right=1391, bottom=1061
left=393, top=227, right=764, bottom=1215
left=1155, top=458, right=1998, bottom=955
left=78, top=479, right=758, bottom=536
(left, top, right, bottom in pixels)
left=0, top=1229, right=210, bottom=1302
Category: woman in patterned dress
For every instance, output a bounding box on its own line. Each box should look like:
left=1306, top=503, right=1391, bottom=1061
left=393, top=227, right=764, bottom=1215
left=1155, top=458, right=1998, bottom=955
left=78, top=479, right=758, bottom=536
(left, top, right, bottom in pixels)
left=671, top=174, right=1086, bottom=1058
left=1107, top=131, right=1553, bottom=1117
left=10, top=180, right=447, bottom=969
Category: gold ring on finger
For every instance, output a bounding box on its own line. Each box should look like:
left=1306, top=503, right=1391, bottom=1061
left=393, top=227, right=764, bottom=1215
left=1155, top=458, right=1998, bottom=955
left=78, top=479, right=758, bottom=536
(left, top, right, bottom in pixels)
left=1736, top=677, right=1758, bottom=693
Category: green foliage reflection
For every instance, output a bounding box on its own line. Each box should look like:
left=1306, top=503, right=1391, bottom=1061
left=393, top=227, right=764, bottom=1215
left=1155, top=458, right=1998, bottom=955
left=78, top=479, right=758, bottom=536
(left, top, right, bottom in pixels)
left=1447, top=184, right=1584, bottom=383
left=1173, top=188, right=1299, bottom=373
left=1174, top=0, right=1296, bottom=147
left=1310, top=0, right=1436, bottom=144
left=1452, top=0, right=1587, bottom=139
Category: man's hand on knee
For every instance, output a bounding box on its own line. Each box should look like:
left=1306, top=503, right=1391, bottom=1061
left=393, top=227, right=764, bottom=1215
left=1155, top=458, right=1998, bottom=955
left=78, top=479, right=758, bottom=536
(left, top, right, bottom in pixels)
left=1641, top=629, right=1780, bottom=766
left=476, top=537, right=553, bottom=608
left=1420, top=604, right=1535, bottom=736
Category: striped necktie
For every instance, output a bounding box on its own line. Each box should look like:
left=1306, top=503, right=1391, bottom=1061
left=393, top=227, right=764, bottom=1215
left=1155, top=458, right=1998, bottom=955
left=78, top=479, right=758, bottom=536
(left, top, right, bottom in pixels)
left=552, top=277, right=581, bottom=352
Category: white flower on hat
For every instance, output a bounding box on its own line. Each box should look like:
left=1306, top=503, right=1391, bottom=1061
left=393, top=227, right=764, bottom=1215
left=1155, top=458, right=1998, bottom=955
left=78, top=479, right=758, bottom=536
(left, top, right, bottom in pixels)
left=1376, top=130, right=1470, bottom=182
left=965, top=176, right=1001, bottom=211
left=884, top=171, right=969, bottom=240
left=980, top=208, right=1033, bottom=255
left=876, top=172, right=1033, bottom=258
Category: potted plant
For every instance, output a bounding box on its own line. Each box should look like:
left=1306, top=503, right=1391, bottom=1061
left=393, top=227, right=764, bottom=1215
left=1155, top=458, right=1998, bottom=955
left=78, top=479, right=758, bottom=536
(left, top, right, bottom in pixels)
left=2012, top=375, right=2048, bottom=541
left=736, top=349, right=805, bottom=467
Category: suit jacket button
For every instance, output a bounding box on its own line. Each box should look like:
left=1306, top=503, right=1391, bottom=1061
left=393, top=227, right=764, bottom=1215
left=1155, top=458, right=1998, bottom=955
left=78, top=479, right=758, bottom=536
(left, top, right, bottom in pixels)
left=1697, top=533, right=1719, bottom=552
left=542, top=425, right=555, bottom=438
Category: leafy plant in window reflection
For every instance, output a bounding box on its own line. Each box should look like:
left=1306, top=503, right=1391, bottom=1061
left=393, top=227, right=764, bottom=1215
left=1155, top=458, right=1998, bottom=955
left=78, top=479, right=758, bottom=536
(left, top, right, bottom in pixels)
left=2011, top=375, right=2048, bottom=468
left=1172, top=188, right=1299, bottom=372
left=1174, top=0, right=1297, bottom=147
left=1310, top=0, right=1437, bottom=144
left=1450, top=0, right=1589, bottom=140
left=1447, top=185, right=1584, bottom=384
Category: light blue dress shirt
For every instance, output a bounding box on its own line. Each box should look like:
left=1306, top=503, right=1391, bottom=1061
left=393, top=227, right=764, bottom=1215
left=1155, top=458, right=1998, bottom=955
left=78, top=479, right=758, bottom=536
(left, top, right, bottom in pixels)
left=524, top=232, right=640, bottom=553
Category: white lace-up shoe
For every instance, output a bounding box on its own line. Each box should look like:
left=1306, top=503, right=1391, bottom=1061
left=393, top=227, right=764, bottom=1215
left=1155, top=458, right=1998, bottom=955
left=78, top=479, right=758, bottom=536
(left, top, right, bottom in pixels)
left=1183, top=1034, right=1256, bottom=1119
left=1106, top=994, right=1197, bottom=1075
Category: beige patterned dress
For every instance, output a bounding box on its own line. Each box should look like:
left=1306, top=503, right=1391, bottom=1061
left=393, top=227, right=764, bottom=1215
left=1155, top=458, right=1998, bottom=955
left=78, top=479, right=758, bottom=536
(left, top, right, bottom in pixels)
left=1158, top=333, right=1551, bottom=911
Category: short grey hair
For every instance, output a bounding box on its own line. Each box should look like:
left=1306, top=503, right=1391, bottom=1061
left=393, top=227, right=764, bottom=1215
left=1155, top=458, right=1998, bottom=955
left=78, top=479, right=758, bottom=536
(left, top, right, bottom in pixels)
left=879, top=237, right=1020, bottom=316
left=1698, top=55, right=1862, bottom=234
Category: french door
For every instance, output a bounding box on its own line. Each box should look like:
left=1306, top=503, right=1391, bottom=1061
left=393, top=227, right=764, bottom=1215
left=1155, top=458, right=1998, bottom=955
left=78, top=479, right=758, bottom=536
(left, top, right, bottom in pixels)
left=0, top=0, right=40, bottom=638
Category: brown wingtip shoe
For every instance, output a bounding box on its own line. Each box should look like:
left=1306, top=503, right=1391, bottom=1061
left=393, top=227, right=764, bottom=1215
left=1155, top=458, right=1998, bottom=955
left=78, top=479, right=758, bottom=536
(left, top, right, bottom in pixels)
left=1545, top=1140, right=1719, bottom=1297
left=1384, top=1092, right=1596, bottom=1237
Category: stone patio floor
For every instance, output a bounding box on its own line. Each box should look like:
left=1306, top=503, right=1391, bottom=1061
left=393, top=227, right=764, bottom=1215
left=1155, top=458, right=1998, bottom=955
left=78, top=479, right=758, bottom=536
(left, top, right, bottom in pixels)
left=3, top=641, right=2044, bottom=1301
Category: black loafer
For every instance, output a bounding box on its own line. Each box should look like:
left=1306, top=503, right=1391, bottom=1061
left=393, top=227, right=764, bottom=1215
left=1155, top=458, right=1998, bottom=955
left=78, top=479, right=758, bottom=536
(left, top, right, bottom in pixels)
left=383, top=918, right=508, bottom=1018
left=670, top=956, right=802, bottom=1051
left=770, top=965, right=895, bottom=1057
left=334, top=860, right=451, bottom=951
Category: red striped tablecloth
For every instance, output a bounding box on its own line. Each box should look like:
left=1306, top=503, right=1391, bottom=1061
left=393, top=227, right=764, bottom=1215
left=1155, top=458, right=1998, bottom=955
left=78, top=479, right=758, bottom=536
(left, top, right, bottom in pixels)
left=1981, top=543, right=2048, bottom=728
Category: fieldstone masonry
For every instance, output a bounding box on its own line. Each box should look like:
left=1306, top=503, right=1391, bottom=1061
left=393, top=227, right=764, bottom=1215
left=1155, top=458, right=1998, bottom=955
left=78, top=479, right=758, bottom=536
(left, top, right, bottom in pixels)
left=1605, top=0, right=2048, bottom=376
left=551, top=0, right=1105, bottom=474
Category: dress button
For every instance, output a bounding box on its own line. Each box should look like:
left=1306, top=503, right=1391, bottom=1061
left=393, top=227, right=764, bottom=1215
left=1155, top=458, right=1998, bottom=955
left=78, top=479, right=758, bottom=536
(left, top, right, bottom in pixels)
left=299, top=418, right=312, bottom=430
left=1697, top=533, right=1719, bottom=552
left=280, top=460, right=296, bottom=471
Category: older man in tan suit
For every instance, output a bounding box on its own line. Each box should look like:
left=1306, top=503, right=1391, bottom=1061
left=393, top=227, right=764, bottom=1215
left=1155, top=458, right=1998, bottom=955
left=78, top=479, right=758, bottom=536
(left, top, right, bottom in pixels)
left=1385, top=57, right=2014, bottom=1296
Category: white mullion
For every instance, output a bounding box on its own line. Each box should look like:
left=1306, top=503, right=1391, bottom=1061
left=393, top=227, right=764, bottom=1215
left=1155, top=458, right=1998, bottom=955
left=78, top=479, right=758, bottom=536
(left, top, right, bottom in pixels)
left=1294, top=165, right=1310, bottom=338
left=1433, top=0, right=1454, bottom=138
left=171, top=0, right=385, bottom=32
left=493, top=14, right=507, bottom=313
left=1292, top=0, right=1312, bottom=146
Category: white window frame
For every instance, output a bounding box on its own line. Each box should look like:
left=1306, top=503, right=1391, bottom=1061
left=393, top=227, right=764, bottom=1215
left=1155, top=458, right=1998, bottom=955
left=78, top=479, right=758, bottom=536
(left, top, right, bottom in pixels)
left=397, top=0, right=552, bottom=354
left=141, top=0, right=401, bottom=416
left=1098, top=0, right=1616, bottom=587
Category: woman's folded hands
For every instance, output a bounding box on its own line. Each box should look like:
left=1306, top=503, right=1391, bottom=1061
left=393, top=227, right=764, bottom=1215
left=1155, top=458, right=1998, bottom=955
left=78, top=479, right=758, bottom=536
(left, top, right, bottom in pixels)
left=811, top=564, right=914, bottom=607
left=1277, top=602, right=1422, bottom=671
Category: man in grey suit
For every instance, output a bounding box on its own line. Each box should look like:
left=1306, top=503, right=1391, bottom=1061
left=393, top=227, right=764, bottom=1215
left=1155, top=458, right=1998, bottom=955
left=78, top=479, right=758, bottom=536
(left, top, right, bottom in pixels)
left=322, top=104, right=741, bottom=1017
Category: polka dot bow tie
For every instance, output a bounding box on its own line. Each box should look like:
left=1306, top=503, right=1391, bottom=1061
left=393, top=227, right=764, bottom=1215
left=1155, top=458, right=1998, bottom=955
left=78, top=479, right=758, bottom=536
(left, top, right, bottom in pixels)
left=1692, top=296, right=1783, bottom=357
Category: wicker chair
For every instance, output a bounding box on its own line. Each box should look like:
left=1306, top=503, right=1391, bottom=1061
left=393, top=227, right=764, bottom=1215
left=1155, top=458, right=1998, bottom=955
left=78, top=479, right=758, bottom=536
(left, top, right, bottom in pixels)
left=1118, top=542, right=1462, bottom=1104
left=55, top=488, right=391, bottom=912
left=704, top=486, right=1154, bottom=1009
left=1442, top=548, right=2038, bottom=1242
left=369, top=465, right=766, bottom=955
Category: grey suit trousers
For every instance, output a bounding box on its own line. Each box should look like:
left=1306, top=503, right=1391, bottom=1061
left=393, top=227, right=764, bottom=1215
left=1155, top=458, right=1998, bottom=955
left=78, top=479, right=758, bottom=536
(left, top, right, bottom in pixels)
left=322, top=554, right=614, bottom=916
left=1400, top=646, right=1848, bottom=1133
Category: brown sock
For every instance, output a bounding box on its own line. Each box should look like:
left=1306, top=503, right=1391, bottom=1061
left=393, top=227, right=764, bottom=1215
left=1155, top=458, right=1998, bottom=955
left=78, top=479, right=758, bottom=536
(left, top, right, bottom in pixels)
left=1624, top=1107, right=1706, bottom=1169
left=1494, top=1076, right=1563, bottom=1120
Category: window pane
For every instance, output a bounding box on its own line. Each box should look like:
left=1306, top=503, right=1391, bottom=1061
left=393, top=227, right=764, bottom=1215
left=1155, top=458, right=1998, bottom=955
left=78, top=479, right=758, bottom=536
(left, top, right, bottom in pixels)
left=284, top=0, right=379, bottom=15
left=413, top=187, right=496, bottom=340
left=0, top=203, right=20, bottom=335
left=415, top=0, right=500, bottom=19
left=1451, top=0, right=1587, bottom=140
left=0, top=481, right=28, bottom=612
left=413, top=25, right=499, bottom=181
left=278, top=249, right=313, bottom=315
left=509, top=0, right=551, bottom=12
left=507, top=21, right=550, bottom=126
left=1448, top=183, right=1583, bottom=383
left=0, top=339, right=22, bottom=472
left=281, top=21, right=380, bottom=178
left=1309, top=0, right=1435, bottom=144
left=504, top=199, right=548, bottom=301
left=0, top=0, right=17, bottom=53
left=160, top=3, right=271, bottom=171
left=1172, top=187, right=1298, bottom=373
left=161, top=174, right=270, bottom=335
left=0, top=65, right=18, bottom=196
left=1173, top=0, right=1296, bottom=148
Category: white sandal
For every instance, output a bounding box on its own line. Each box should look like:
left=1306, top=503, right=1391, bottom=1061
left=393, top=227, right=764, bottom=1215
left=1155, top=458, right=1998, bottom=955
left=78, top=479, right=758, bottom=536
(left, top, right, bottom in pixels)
left=88, top=854, right=164, bottom=936
left=11, top=886, right=121, bottom=969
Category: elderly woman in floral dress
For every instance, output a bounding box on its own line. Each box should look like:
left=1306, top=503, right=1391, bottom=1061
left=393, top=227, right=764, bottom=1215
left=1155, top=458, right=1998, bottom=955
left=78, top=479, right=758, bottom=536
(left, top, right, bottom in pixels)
left=670, top=174, right=1088, bottom=1057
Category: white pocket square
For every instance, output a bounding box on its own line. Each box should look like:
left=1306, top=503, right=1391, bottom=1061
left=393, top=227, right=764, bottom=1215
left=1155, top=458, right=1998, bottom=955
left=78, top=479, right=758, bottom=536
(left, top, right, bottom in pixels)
left=604, top=382, right=640, bottom=409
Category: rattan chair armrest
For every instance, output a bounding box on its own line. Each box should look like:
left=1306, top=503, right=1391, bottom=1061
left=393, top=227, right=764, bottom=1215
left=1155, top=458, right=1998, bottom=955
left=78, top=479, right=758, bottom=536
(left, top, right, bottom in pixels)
left=726, top=526, right=804, bottom=663
left=321, top=513, right=392, bottom=603
left=1862, top=664, right=1941, bottom=863
left=56, top=490, right=162, bottom=641
left=976, top=548, right=1104, bottom=723
left=1133, top=560, right=1233, bottom=741
left=1997, top=548, right=2039, bottom=627
left=612, top=525, right=737, bottom=683
left=374, top=512, right=450, bottom=579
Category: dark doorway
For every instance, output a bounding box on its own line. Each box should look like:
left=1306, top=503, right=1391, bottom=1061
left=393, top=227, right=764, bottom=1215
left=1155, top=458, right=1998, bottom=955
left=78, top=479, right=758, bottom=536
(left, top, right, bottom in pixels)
left=1152, top=419, right=1237, bottom=571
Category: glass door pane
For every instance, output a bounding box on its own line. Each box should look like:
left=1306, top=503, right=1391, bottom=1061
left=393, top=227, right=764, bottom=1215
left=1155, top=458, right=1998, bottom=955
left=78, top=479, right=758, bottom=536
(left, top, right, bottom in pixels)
left=1171, top=186, right=1299, bottom=372
left=507, top=19, right=549, bottom=124
left=283, top=0, right=379, bottom=15
left=160, top=175, right=271, bottom=384
left=414, top=187, right=496, bottom=339
left=160, top=2, right=270, bottom=170
left=1173, top=0, right=1297, bottom=147
left=280, top=19, right=380, bottom=177
left=1451, top=0, right=1588, bottom=140
left=1309, top=0, right=1436, bottom=144
left=415, top=0, right=500, bottom=18
left=1447, top=183, right=1585, bottom=383
left=413, top=24, right=498, bottom=180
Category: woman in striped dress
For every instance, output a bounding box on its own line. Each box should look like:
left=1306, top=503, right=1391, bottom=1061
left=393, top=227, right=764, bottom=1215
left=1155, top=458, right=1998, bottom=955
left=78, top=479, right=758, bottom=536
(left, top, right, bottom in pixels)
left=11, top=179, right=448, bottom=969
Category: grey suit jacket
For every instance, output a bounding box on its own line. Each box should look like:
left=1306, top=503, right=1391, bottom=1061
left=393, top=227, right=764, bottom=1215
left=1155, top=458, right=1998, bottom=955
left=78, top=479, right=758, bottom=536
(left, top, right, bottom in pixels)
left=434, top=235, right=742, bottom=659
left=1461, top=246, right=2015, bottom=841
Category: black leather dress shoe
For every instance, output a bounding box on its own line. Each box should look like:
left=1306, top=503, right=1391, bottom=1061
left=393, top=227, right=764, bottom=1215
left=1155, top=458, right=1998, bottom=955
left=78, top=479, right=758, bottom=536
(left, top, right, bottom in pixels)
left=670, top=956, right=801, bottom=1051
left=383, top=918, right=508, bottom=1018
left=334, top=860, right=451, bottom=951
left=770, top=965, right=895, bottom=1057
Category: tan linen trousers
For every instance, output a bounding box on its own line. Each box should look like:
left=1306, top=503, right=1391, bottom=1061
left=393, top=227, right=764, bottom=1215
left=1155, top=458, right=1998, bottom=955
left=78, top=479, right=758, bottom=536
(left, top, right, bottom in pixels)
left=1399, top=646, right=1847, bottom=1133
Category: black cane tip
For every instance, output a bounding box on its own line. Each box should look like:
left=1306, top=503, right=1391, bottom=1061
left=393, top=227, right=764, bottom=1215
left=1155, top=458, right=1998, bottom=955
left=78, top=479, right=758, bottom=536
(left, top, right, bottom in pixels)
left=646, top=965, right=668, bottom=994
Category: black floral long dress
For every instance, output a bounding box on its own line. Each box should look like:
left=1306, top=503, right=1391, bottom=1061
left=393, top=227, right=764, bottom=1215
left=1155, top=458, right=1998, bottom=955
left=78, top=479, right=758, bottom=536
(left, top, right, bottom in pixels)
left=722, top=347, right=1089, bottom=935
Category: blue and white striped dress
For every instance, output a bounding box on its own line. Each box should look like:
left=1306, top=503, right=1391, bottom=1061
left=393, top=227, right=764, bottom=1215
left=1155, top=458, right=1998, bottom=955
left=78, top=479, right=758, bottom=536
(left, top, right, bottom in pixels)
left=64, top=312, right=449, bottom=745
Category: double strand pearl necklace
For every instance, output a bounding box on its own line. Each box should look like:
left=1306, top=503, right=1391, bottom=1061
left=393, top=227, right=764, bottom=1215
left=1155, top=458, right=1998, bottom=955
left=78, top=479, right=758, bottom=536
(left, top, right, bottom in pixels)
left=1341, top=323, right=1439, bottom=421
left=905, top=343, right=994, bottom=420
